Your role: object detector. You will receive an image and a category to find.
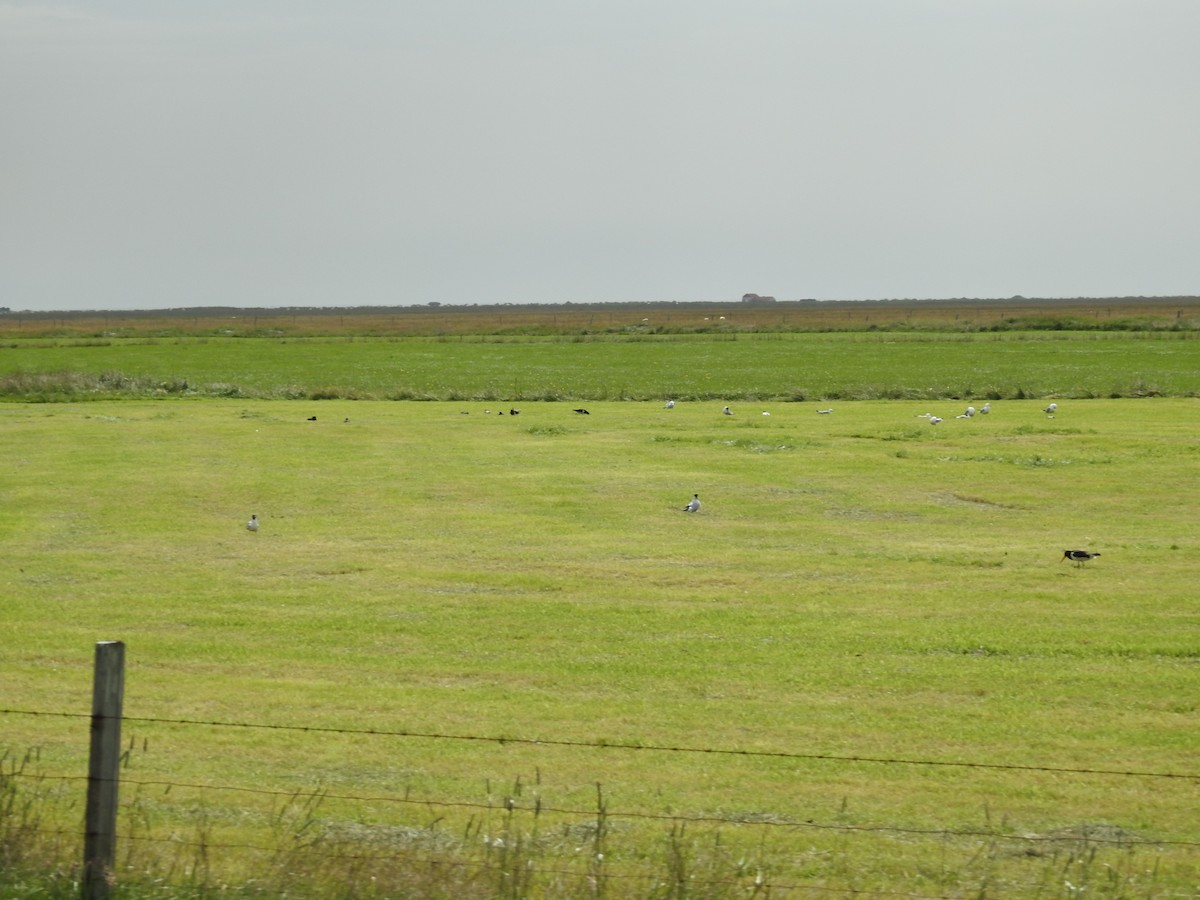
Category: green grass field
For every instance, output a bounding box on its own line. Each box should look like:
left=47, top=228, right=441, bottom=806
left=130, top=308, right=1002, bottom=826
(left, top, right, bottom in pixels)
left=3, top=376, right=1198, bottom=895
left=2, top=329, right=1198, bottom=402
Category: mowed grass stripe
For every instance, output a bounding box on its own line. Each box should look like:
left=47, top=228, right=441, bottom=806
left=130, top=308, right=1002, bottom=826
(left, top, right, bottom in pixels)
left=2, top=330, right=1197, bottom=399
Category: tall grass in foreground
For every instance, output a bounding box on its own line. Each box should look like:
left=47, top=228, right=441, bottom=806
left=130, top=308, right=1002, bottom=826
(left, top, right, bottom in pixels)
left=2, top=759, right=1190, bottom=899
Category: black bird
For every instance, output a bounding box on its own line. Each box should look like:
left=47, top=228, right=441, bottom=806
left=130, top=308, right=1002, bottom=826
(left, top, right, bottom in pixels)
left=573, top=408, right=590, bottom=415
left=1062, top=549, right=1100, bottom=566
left=510, top=408, right=520, bottom=415
left=307, top=416, right=317, bottom=421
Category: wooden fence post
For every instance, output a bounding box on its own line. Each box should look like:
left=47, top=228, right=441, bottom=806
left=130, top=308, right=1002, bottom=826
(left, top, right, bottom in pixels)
left=82, top=641, right=125, bottom=900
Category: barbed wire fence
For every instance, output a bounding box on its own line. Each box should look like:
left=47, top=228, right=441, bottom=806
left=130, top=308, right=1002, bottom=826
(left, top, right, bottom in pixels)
left=8, top=706, right=1198, bottom=783
left=4, top=649, right=1199, bottom=900
left=6, top=708, right=1199, bottom=857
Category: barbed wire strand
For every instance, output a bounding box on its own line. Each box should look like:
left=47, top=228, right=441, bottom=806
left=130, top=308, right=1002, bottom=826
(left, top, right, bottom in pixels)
left=3, top=707, right=1196, bottom=782
left=10, top=770, right=1199, bottom=849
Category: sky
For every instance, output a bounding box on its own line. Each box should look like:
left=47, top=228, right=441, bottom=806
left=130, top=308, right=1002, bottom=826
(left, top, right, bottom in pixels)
left=2, top=1, right=1198, bottom=311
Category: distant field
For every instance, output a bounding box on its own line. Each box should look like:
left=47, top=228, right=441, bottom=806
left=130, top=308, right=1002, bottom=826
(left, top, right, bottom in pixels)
left=2, top=330, right=1198, bottom=402
left=3, top=296, right=1200, bottom=339
left=3, top=394, right=1198, bottom=896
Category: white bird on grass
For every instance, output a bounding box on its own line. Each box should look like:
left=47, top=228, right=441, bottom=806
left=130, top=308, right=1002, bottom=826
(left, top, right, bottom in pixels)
left=723, top=406, right=733, bottom=416
left=246, top=515, right=259, bottom=532
left=683, top=494, right=701, bottom=513
left=665, top=399, right=675, bottom=409
left=929, top=416, right=943, bottom=425
left=1044, top=402, right=1058, bottom=414
left=980, top=402, right=991, bottom=414
left=818, top=408, right=834, bottom=415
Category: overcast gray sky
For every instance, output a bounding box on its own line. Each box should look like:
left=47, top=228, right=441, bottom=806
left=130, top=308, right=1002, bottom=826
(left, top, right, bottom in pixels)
left=2, top=1, right=1197, bottom=310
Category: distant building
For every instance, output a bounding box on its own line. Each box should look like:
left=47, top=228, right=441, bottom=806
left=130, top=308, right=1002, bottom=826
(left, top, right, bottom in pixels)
left=741, top=293, right=777, bottom=305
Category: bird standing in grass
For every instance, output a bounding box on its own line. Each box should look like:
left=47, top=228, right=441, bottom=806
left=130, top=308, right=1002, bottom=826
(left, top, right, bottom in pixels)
left=723, top=406, right=732, bottom=416
left=246, top=515, right=259, bottom=532
left=1044, top=402, right=1058, bottom=415
left=683, top=494, right=701, bottom=513
left=1062, top=549, right=1099, bottom=566
left=980, top=402, right=991, bottom=414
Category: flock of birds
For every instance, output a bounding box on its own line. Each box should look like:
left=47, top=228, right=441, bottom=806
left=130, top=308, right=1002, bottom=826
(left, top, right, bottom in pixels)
left=909, top=401, right=1062, bottom=425
left=667, top=399, right=1097, bottom=564
left=668, top=400, right=1062, bottom=424
left=248, top=400, right=1100, bottom=566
